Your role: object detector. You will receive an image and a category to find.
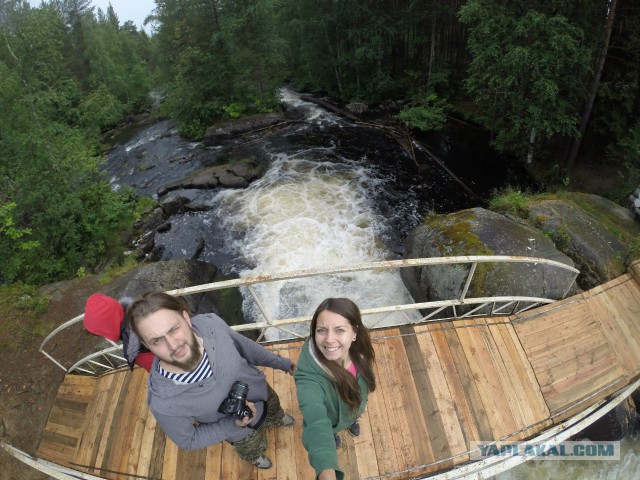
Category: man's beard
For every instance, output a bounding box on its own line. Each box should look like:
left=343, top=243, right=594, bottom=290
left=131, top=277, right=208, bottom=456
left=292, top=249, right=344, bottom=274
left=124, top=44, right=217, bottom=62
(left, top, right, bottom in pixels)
left=168, top=329, right=202, bottom=372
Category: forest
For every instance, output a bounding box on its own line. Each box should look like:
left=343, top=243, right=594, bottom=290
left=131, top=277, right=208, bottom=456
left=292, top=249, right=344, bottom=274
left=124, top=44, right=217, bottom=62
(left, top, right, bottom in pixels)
left=1, top=0, right=639, bottom=286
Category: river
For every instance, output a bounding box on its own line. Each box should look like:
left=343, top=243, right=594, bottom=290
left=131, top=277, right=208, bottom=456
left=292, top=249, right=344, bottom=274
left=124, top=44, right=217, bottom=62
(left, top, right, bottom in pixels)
left=104, top=88, right=639, bottom=479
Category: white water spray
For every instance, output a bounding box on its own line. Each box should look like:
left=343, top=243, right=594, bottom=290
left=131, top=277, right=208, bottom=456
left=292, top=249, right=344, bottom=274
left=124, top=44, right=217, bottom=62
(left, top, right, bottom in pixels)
left=213, top=94, right=420, bottom=338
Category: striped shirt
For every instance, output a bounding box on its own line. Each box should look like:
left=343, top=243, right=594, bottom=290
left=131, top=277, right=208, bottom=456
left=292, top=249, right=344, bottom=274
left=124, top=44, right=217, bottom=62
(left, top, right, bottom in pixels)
left=158, top=350, right=213, bottom=384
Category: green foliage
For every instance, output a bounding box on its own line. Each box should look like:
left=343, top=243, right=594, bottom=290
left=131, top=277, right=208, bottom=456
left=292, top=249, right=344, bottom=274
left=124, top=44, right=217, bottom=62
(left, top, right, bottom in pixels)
left=0, top=283, right=51, bottom=350
left=397, top=94, right=447, bottom=132
left=458, top=1, right=592, bottom=160
left=0, top=1, right=153, bottom=285
left=0, top=203, right=40, bottom=284
left=488, top=187, right=530, bottom=217
left=78, top=84, right=125, bottom=133
left=98, top=255, right=140, bottom=285
left=223, top=102, right=248, bottom=119
left=608, top=121, right=640, bottom=202
left=627, top=235, right=640, bottom=264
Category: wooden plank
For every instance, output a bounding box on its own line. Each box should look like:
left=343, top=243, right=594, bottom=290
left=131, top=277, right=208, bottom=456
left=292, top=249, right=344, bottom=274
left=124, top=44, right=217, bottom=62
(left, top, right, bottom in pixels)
left=46, top=404, right=86, bottom=432
left=542, top=355, right=626, bottom=415
left=491, top=320, right=551, bottom=430
left=40, top=429, right=77, bottom=449
left=273, top=347, right=297, bottom=480
left=258, top=364, right=276, bottom=480
left=336, top=427, right=359, bottom=480
left=527, top=327, right=607, bottom=373
left=95, top=370, right=133, bottom=474
left=587, top=282, right=640, bottom=377
left=366, top=343, right=402, bottom=476
left=352, top=409, right=380, bottom=479
left=205, top=443, right=223, bottom=480
left=162, top=438, right=179, bottom=480
left=42, top=408, right=84, bottom=437
left=374, top=330, right=435, bottom=471
left=401, top=325, right=464, bottom=468
left=136, top=402, right=158, bottom=478
left=74, top=373, right=116, bottom=469
left=148, top=418, right=167, bottom=480
left=427, top=323, right=484, bottom=447
left=454, top=319, right=518, bottom=440
left=285, top=345, right=316, bottom=480
left=536, top=342, right=615, bottom=387
left=37, top=431, right=77, bottom=466
left=105, top=367, right=146, bottom=478
left=475, top=319, right=530, bottom=440
left=413, top=325, right=468, bottom=466
left=175, top=448, right=207, bottom=480
left=220, top=440, right=240, bottom=480
left=120, top=369, right=150, bottom=476
left=511, top=296, right=585, bottom=337
left=55, top=375, right=96, bottom=403
left=516, top=308, right=596, bottom=352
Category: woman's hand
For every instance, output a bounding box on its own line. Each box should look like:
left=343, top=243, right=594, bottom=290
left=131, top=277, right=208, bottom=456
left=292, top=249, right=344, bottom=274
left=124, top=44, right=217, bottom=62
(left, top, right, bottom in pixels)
left=318, top=469, right=337, bottom=480
left=234, top=401, right=257, bottom=428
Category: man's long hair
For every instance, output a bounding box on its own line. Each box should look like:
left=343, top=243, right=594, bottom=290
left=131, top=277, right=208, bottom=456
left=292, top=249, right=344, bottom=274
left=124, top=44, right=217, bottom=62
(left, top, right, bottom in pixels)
left=310, top=298, right=376, bottom=412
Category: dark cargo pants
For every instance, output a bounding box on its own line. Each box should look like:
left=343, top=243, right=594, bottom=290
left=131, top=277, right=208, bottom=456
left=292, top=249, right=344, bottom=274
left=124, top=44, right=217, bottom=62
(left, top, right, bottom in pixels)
left=233, top=384, right=286, bottom=464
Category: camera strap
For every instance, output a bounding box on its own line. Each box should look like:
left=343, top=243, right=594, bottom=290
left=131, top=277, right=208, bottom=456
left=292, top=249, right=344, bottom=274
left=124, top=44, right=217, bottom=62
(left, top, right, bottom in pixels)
left=247, top=400, right=268, bottom=430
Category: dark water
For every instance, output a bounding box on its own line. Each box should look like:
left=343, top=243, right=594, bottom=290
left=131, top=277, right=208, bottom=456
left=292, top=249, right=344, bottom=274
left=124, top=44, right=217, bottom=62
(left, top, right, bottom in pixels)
left=103, top=88, right=529, bottom=268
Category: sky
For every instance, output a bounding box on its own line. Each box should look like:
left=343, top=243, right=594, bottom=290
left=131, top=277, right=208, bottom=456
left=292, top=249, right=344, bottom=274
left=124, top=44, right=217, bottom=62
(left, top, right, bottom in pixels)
left=90, top=0, right=157, bottom=32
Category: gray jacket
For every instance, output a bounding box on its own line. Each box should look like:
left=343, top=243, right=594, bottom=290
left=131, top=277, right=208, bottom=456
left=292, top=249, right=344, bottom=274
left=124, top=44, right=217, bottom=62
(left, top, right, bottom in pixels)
left=146, top=313, right=292, bottom=450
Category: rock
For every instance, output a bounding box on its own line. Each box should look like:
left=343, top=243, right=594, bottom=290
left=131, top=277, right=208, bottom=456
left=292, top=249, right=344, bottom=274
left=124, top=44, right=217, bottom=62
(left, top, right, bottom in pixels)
left=576, top=397, right=638, bottom=441
left=402, top=208, right=576, bottom=307
left=186, top=169, right=220, bottom=188
left=143, top=207, right=166, bottom=231
left=156, top=159, right=265, bottom=196
left=527, top=196, right=629, bottom=288
left=346, top=103, right=368, bottom=115
left=118, top=259, right=244, bottom=326
left=202, top=113, right=284, bottom=146
left=160, top=195, right=190, bottom=215
left=218, top=170, right=248, bottom=188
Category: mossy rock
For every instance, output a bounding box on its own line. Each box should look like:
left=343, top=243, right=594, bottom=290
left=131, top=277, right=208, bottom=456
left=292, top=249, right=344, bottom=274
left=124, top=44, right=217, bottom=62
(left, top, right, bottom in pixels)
left=526, top=196, right=631, bottom=288
left=402, top=208, right=576, bottom=310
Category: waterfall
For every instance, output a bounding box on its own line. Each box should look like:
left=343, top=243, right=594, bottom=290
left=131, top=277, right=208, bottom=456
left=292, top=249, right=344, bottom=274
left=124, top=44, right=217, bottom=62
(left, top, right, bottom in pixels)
left=212, top=89, right=420, bottom=339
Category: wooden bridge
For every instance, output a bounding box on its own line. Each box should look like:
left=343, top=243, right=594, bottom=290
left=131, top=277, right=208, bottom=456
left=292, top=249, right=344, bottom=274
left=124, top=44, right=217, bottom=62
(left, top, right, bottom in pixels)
left=29, top=260, right=640, bottom=480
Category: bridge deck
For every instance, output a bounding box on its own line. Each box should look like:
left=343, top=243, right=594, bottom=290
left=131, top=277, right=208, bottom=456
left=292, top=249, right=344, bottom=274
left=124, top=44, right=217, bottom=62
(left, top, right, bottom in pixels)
left=37, top=267, right=640, bottom=480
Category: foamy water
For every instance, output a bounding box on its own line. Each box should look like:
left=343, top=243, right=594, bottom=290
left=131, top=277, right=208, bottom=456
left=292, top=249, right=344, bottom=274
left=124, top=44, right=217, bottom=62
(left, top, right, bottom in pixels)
left=213, top=151, right=419, bottom=339
left=494, top=436, right=640, bottom=480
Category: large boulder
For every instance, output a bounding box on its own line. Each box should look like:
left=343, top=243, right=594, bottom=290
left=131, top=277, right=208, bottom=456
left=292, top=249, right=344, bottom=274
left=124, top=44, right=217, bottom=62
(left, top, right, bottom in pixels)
left=202, top=113, right=285, bottom=146
left=156, top=158, right=265, bottom=196
left=526, top=195, right=631, bottom=288
left=402, top=208, right=577, bottom=307
left=108, top=259, right=243, bottom=326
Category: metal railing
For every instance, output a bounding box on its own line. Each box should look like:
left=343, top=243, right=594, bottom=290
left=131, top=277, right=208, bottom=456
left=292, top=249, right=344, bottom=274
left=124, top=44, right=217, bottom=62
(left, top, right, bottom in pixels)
left=39, top=255, right=579, bottom=376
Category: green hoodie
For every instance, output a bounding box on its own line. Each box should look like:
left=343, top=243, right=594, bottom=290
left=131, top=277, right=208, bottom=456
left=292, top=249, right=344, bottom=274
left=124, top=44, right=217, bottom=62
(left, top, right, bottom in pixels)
left=294, top=338, right=369, bottom=480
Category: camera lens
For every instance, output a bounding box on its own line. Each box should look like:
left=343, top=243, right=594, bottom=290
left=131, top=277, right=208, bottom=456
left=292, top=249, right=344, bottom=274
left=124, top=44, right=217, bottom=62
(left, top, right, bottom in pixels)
left=230, top=381, right=249, bottom=399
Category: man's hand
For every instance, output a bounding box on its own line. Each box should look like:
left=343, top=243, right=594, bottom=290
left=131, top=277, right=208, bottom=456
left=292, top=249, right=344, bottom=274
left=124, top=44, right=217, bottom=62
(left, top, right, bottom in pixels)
left=234, top=401, right=257, bottom=428
left=288, top=362, right=296, bottom=375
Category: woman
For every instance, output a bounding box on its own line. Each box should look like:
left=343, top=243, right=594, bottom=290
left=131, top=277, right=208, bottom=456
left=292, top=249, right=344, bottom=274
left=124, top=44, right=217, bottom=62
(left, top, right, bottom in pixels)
left=294, top=298, right=376, bottom=480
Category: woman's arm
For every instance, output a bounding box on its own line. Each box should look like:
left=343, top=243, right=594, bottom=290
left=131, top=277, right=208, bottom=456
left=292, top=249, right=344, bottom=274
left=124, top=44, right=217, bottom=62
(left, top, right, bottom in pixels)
left=318, top=469, right=338, bottom=480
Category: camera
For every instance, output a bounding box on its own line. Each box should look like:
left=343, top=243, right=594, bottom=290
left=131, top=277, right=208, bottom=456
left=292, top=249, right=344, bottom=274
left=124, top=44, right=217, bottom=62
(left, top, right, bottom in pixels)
left=218, top=381, right=253, bottom=419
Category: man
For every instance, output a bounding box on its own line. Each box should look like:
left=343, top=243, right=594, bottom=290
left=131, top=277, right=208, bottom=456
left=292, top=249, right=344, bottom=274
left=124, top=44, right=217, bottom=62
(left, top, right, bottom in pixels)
left=125, top=291, right=295, bottom=469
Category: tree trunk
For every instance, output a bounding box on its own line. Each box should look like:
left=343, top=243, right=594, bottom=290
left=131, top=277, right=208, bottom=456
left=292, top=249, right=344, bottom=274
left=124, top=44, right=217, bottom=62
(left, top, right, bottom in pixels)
left=427, top=9, right=436, bottom=92
left=527, top=128, right=537, bottom=164
left=565, top=0, right=617, bottom=170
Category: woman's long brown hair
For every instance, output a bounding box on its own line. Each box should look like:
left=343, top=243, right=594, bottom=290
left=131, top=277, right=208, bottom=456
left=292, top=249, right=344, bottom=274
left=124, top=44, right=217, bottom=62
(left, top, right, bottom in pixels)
left=310, top=298, right=376, bottom=413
